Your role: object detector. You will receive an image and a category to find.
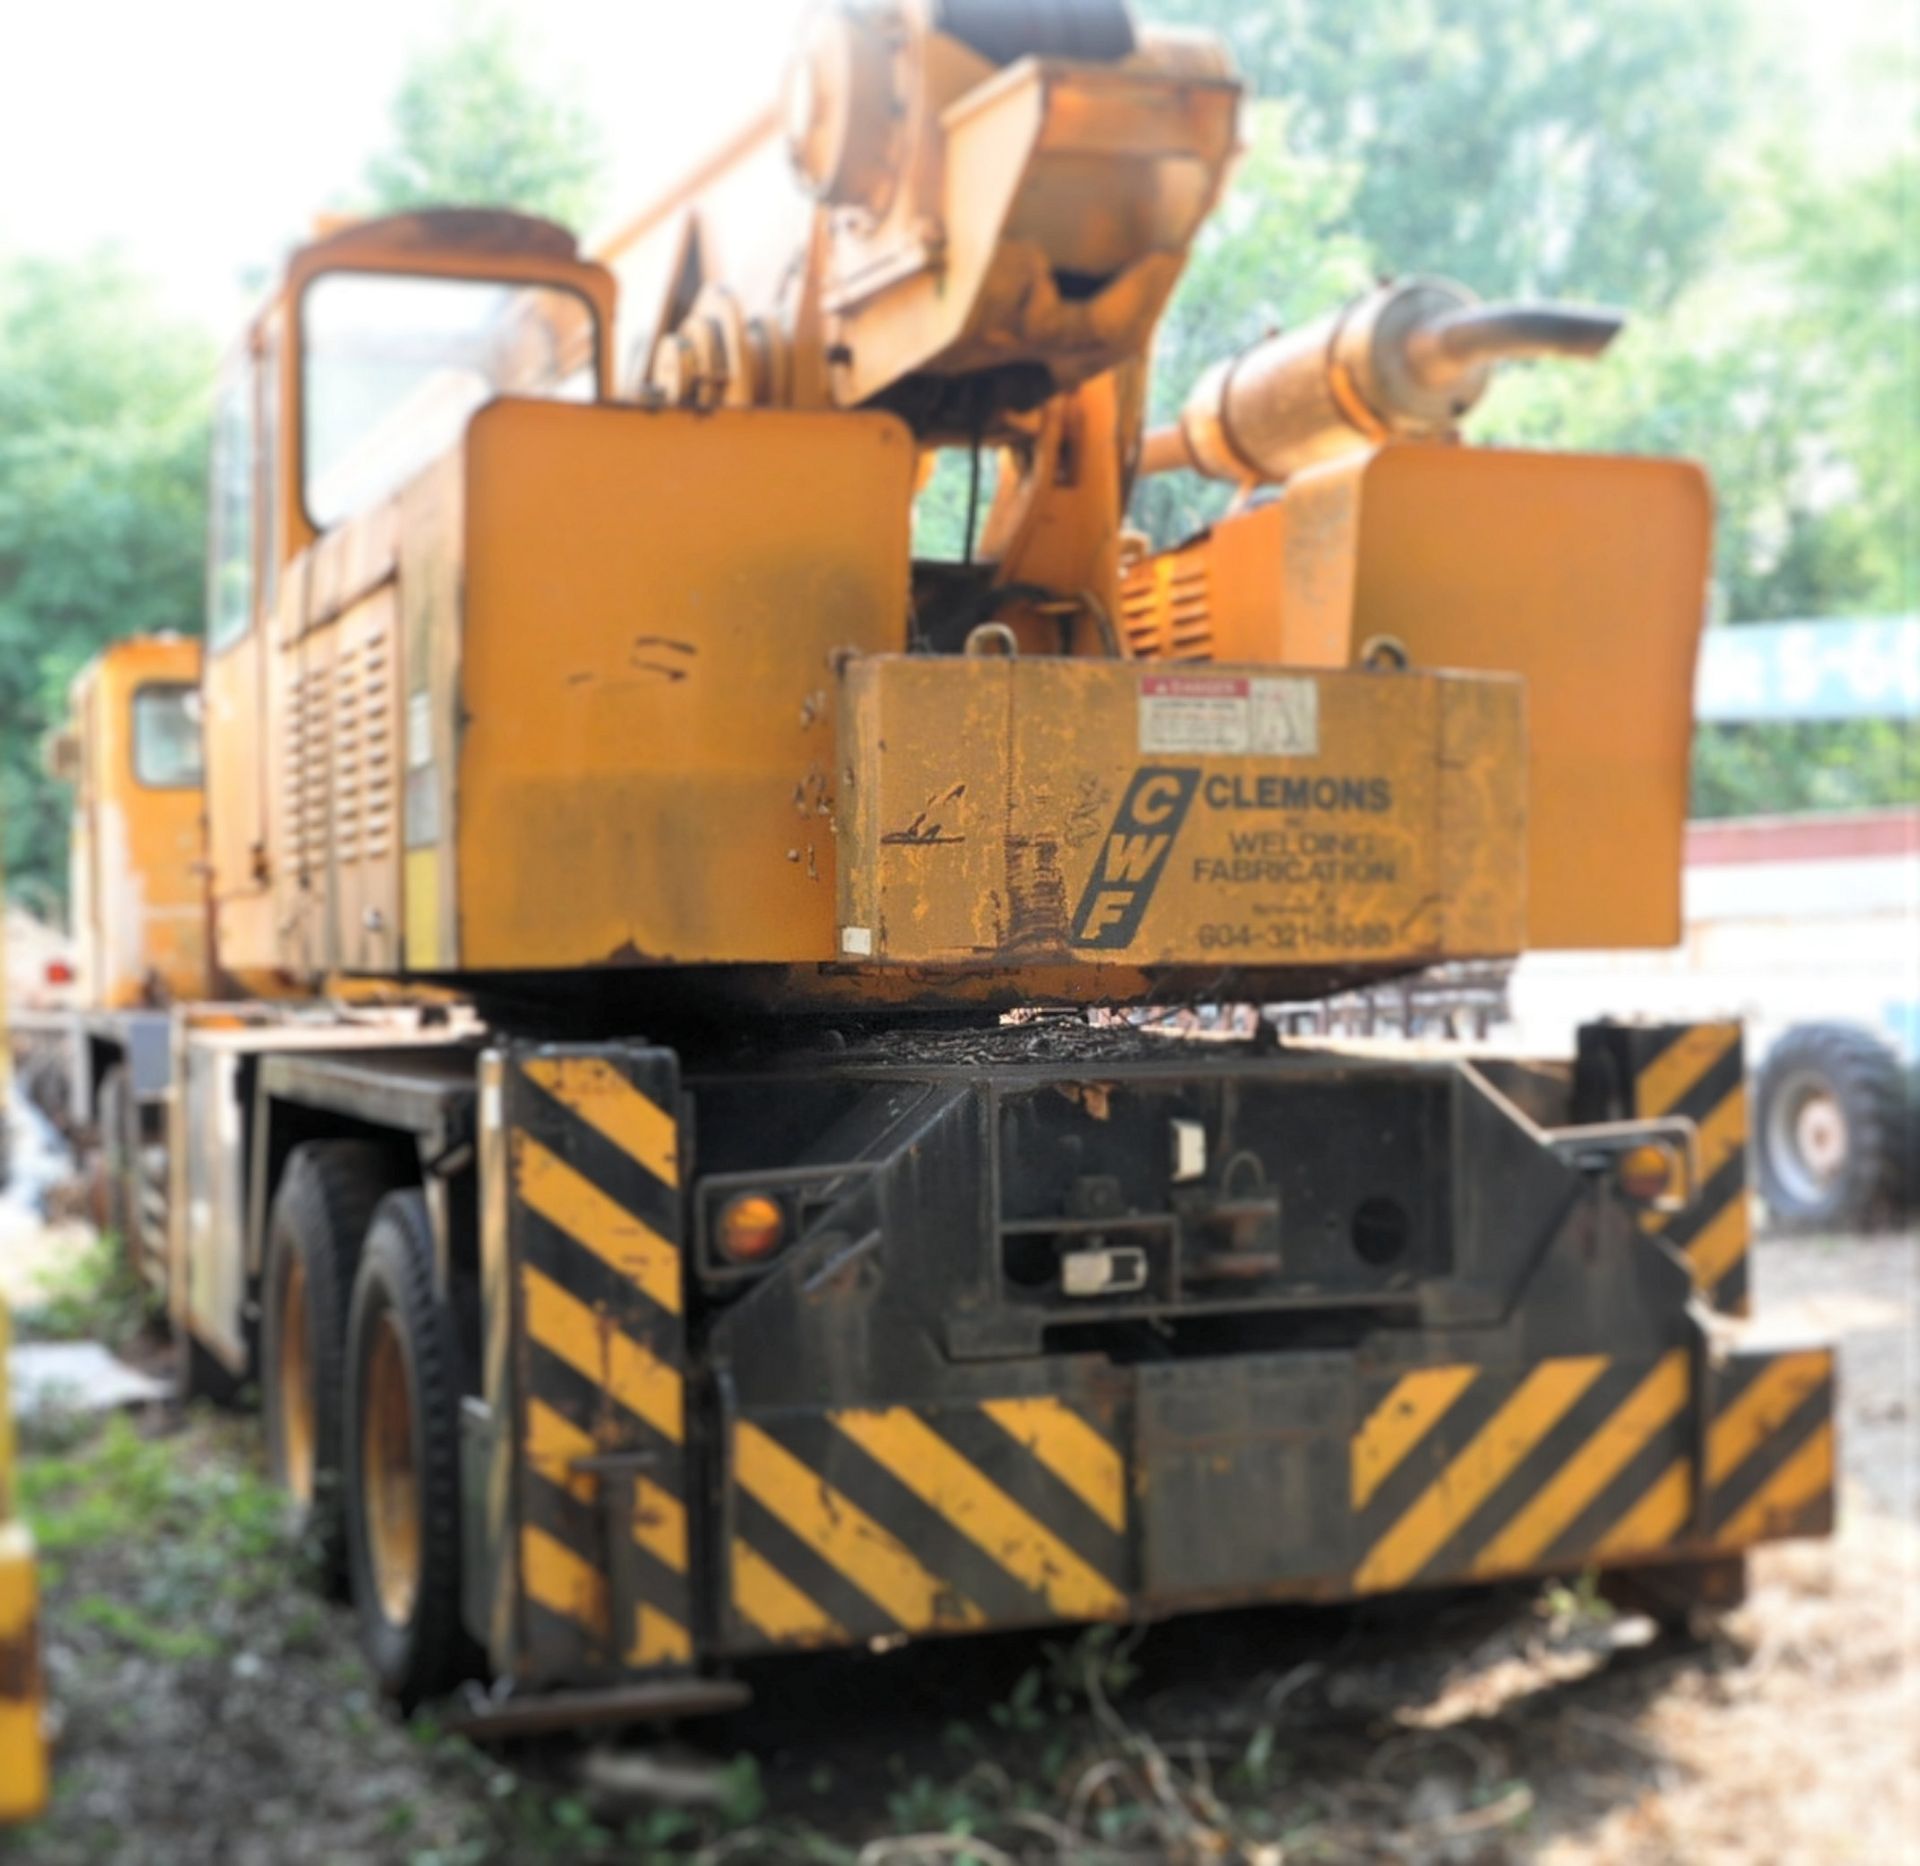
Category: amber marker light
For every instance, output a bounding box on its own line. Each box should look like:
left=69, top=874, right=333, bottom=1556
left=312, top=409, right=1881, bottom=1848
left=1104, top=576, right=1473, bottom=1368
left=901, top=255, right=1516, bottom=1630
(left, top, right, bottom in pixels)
left=718, top=1193, right=787, bottom=1262
left=1618, top=1142, right=1679, bottom=1205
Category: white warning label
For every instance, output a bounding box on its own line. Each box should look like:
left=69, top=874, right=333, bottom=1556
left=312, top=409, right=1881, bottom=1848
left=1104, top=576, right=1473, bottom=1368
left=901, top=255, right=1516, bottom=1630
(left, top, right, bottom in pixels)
left=1139, top=674, right=1319, bottom=757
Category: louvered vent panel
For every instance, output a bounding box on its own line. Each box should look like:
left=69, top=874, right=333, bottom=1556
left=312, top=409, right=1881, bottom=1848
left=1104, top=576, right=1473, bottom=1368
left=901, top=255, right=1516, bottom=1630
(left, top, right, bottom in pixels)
left=361, top=635, right=395, bottom=860
left=282, top=668, right=333, bottom=871
left=1120, top=555, right=1214, bottom=662
left=334, top=651, right=362, bottom=863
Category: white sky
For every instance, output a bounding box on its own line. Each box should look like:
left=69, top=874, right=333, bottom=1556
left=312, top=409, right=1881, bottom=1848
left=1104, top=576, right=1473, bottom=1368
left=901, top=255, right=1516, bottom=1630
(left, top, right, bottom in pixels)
left=0, top=0, right=812, bottom=327
left=0, top=0, right=1905, bottom=338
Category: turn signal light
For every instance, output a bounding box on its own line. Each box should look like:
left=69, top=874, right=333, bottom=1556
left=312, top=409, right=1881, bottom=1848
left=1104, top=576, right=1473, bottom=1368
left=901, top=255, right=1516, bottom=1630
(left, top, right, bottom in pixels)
left=717, top=1193, right=786, bottom=1262
left=1618, top=1142, right=1679, bottom=1205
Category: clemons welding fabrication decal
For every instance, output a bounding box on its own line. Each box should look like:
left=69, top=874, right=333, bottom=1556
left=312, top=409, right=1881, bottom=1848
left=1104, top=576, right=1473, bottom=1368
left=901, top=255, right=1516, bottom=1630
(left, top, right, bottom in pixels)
left=1070, top=764, right=1400, bottom=949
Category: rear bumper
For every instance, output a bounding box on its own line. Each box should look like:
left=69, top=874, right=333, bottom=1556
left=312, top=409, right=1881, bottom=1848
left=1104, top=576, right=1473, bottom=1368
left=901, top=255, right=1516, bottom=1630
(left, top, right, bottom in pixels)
left=474, top=1019, right=1832, bottom=1684
left=719, top=1333, right=1834, bottom=1653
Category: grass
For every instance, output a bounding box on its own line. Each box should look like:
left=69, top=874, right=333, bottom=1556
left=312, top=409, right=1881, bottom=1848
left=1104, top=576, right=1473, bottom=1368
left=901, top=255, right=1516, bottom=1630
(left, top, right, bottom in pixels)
left=12, top=1226, right=155, bottom=1351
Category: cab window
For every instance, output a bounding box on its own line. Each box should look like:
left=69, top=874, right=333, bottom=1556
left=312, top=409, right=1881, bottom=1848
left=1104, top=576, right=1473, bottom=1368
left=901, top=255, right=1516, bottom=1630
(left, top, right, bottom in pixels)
left=208, top=367, right=255, bottom=649
left=301, top=271, right=599, bottom=530
left=131, top=683, right=205, bottom=789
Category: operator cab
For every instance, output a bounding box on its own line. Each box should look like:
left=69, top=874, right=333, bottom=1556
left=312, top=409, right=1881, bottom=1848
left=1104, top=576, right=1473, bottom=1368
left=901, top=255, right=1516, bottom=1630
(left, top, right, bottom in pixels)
left=200, top=212, right=618, bottom=988
left=45, top=633, right=208, bottom=1010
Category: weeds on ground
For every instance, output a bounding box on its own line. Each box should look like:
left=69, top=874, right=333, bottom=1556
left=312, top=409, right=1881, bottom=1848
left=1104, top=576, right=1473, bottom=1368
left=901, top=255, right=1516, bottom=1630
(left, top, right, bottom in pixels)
left=13, top=1227, right=153, bottom=1349
left=19, top=1409, right=292, bottom=1601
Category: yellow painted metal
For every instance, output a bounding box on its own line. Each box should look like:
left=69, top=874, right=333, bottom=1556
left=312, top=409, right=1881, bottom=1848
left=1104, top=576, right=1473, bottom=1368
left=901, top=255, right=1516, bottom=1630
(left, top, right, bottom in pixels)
left=205, top=212, right=617, bottom=990
left=606, top=25, right=1241, bottom=423
left=830, top=1406, right=1127, bottom=1623
left=63, top=635, right=208, bottom=1009
left=839, top=655, right=1526, bottom=970
left=1353, top=1355, right=1610, bottom=1594
left=0, top=1305, right=49, bottom=1825
left=1120, top=445, right=1710, bottom=951
left=362, top=1309, right=423, bottom=1627
left=453, top=402, right=914, bottom=970
left=1304, top=446, right=1709, bottom=951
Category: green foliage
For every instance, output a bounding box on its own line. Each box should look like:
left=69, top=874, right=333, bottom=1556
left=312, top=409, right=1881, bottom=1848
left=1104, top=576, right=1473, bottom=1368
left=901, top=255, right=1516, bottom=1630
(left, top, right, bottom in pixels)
left=1135, top=0, right=1915, bottom=787
left=1133, top=104, right=1374, bottom=547
left=14, top=1225, right=154, bottom=1350
left=0, top=249, right=210, bottom=902
left=1152, top=0, right=1754, bottom=304
left=362, top=14, right=605, bottom=230
left=1691, top=720, right=1920, bottom=820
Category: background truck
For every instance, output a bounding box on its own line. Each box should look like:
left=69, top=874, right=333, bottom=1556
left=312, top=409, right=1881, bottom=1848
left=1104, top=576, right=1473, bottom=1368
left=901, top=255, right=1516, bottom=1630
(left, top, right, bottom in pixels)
left=29, top=632, right=208, bottom=1284
left=1513, top=615, right=1920, bottom=1234
left=30, top=0, right=1834, bottom=1732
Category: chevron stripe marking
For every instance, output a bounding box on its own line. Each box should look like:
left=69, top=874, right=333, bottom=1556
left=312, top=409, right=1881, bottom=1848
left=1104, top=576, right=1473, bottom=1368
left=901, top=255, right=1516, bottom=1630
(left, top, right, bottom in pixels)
left=521, top=1055, right=679, bottom=1189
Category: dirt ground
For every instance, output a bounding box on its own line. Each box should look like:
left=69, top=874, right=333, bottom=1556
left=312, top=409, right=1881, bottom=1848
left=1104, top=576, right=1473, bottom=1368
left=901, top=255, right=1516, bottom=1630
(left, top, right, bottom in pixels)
left=4, top=1228, right=1915, bottom=1866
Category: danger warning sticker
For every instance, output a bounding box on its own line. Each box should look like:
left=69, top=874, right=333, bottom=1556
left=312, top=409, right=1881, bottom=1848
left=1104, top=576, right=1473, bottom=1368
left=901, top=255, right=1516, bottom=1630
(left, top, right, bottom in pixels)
left=1138, top=674, right=1320, bottom=757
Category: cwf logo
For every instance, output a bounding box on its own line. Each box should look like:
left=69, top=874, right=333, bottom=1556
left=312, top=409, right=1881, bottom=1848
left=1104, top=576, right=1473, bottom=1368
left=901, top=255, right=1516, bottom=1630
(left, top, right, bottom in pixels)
left=1069, top=767, right=1199, bottom=949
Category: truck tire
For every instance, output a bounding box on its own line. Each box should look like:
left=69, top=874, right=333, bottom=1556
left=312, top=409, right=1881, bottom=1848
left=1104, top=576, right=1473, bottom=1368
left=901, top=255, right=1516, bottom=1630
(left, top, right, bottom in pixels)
left=342, top=1189, right=468, bottom=1709
left=1755, top=1023, right=1910, bottom=1233
left=262, top=1142, right=404, bottom=1581
left=96, top=1063, right=134, bottom=1248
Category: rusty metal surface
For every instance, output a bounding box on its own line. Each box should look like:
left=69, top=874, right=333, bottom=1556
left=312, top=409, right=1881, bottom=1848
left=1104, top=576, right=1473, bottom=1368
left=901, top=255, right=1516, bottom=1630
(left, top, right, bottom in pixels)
left=839, top=656, right=1527, bottom=972
left=446, top=1677, right=750, bottom=1742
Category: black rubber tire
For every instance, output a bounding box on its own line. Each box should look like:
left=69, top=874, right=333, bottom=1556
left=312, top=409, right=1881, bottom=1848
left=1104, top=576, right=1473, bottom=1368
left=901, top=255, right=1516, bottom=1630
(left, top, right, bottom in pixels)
left=1754, top=1022, right=1910, bottom=1233
left=96, top=1062, right=134, bottom=1249
left=342, top=1189, right=468, bottom=1709
left=262, top=1141, right=405, bottom=1581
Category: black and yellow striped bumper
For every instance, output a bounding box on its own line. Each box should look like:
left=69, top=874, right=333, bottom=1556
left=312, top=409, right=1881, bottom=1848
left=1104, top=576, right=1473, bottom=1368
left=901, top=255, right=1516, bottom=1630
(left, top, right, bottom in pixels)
left=719, top=1338, right=1833, bottom=1652
left=476, top=1023, right=1834, bottom=1681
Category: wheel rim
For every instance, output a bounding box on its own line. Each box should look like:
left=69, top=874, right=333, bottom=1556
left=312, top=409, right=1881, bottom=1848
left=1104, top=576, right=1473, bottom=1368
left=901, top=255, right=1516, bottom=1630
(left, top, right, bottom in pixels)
left=276, top=1254, right=316, bottom=1505
left=362, top=1310, right=421, bottom=1626
left=1764, top=1068, right=1851, bottom=1208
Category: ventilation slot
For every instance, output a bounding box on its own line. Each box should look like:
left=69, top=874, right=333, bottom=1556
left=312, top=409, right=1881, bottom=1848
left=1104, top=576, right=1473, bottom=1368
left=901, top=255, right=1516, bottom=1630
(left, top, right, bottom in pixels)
left=361, top=636, right=395, bottom=861
left=1120, top=555, right=1214, bottom=662
left=282, top=668, right=332, bottom=874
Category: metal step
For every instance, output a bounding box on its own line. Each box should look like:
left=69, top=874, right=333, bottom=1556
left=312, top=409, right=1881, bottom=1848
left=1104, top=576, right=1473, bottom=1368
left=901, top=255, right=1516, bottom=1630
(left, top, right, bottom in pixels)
left=446, top=1677, right=750, bottom=1742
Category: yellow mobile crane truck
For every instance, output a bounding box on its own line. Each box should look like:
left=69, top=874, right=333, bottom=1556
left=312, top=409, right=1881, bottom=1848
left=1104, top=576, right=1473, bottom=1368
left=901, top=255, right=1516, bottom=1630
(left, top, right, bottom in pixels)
left=36, top=634, right=208, bottom=1284
left=129, top=0, right=1828, bottom=1726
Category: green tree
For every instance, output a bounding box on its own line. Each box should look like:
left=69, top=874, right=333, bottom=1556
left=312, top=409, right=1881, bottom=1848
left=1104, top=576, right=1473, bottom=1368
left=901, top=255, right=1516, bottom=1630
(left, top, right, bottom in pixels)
left=1474, top=128, right=1919, bottom=625
left=1769, top=140, right=1919, bottom=616
left=363, top=14, right=605, bottom=229
left=0, top=252, right=211, bottom=901
left=1132, top=105, right=1375, bottom=544
left=1151, top=0, right=1754, bottom=306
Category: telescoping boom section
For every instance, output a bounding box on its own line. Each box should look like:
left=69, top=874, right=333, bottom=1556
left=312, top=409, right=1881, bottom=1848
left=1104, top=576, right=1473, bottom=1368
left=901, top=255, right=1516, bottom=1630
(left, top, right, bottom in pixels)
left=155, top=0, right=1835, bottom=1729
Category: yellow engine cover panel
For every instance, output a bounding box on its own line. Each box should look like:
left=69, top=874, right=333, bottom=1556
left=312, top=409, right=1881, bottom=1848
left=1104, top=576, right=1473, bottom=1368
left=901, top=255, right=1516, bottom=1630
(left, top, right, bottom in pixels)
left=839, top=658, right=1526, bottom=970
left=1344, top=448, right=1709, bottom=951
left=456, top=402, right=915, bottom=970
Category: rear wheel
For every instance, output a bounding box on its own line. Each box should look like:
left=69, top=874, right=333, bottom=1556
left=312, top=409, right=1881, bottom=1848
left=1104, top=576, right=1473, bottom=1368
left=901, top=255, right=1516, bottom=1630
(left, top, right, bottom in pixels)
left=262, top=1142, right=405, bottom=1579
left=1755, top=1023, right=1909, bottom=1233
left=343, top=1190, right=468, bottom=1708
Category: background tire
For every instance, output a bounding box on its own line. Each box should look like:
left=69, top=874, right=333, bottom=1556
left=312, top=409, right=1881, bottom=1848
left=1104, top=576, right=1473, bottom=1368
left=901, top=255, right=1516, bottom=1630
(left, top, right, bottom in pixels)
left=342, top=1189, right=469, bottom=1709
left=1754, top=1022, right=1910, bottom=1233
left=95, top=1062, right=134, bottom=1247
left=262, top=1141, right=405, bottom=1581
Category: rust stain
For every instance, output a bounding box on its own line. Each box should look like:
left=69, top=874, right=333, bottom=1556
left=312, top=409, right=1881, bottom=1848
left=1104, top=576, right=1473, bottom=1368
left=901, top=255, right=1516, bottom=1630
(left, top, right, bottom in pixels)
left=1005, top=836, right=1067, bottom=948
